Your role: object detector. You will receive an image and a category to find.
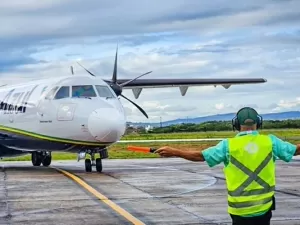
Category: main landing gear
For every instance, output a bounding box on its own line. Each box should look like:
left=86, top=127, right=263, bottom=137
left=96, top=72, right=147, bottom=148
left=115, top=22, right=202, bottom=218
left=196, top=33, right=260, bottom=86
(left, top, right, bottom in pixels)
left=78, top=149, right=108, bottom=173
left=31, top=151, right=52, bottom=167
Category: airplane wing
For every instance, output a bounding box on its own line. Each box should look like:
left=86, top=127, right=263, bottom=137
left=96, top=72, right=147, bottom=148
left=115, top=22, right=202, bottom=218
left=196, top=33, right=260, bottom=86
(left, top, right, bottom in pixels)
left=77, top=48, right=267, bottom=99
left=117, top=78, right=267, bottom=88
left=113, top=78, right=267, bottom=99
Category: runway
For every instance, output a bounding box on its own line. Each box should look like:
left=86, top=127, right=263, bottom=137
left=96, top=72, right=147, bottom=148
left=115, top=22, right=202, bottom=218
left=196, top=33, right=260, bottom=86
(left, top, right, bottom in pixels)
left=1, top=158, right=300, bottom=225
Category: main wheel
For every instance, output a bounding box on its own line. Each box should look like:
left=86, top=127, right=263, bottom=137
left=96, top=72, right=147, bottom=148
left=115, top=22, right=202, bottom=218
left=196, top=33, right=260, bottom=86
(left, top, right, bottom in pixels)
left=96, top=158, right=102, bottom=172
left=85, top=159, right=92, bottom=172
left=32, top=152, right=42, bottom=166
left=42, top=155, right=52, bottom=167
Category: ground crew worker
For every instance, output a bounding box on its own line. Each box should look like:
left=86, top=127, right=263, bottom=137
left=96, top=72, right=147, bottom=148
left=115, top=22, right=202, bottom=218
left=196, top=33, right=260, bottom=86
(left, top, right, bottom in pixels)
left=155, top=107, right=300, bottom=225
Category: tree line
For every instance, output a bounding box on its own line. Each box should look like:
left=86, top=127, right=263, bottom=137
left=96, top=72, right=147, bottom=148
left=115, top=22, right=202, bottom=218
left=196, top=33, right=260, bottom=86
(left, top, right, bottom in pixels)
left=147, top=119, right=300, bottom=133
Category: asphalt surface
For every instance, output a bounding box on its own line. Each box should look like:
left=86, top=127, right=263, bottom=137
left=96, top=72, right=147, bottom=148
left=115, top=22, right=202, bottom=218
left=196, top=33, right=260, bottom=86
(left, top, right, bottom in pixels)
left=1, top=158, right=300, bottom=225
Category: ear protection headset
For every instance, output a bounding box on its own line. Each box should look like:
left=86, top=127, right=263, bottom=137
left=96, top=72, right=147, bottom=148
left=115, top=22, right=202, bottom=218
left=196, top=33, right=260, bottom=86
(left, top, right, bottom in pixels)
left=232, top=107, right=263, bottom=131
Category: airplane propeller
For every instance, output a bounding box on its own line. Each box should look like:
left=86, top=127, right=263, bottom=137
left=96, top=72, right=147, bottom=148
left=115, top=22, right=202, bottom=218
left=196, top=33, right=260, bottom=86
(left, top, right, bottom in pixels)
left=76, top=46, right=152, bottom=118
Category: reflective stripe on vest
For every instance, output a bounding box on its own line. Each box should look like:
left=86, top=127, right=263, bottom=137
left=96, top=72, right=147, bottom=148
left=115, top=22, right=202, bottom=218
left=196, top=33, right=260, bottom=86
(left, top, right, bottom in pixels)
left=224, top=134, right=275, bottom=216
left=228, top=151, right=275, bottom=197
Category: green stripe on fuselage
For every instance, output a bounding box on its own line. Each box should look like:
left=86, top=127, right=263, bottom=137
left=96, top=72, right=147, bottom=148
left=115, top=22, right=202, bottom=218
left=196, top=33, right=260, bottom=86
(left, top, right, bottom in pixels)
left=0, top=125, right=112, bottom=146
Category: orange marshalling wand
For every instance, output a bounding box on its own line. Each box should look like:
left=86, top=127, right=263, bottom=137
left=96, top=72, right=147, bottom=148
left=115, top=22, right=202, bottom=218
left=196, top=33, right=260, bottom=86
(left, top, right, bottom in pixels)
left=127, top=146, right=157, bottom=153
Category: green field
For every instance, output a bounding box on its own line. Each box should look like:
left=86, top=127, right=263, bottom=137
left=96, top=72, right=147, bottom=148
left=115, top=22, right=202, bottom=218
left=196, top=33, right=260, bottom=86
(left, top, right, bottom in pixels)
left=122, top=129, right=300, bottom=140
left=2, top=129, right=300, bottom=161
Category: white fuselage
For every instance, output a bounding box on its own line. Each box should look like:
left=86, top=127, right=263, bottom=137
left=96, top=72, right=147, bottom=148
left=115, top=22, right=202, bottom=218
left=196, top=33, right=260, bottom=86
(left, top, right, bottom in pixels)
left=0, top=75, right=127, bottom=152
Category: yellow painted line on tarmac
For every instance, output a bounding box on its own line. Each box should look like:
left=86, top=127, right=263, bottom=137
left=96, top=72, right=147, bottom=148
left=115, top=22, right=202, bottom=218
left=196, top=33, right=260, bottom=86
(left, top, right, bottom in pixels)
left=53, top=167, right=146, bottom=225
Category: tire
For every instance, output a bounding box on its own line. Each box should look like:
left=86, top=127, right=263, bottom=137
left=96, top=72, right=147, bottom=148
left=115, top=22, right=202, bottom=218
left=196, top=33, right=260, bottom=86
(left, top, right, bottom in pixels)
left=42, top=155, right=51, bottom=167
left=32, top=152, right=42, bottom=166
left=85, top=159, right=92, bottom=172
left=96, top=158, right=102, bottom=172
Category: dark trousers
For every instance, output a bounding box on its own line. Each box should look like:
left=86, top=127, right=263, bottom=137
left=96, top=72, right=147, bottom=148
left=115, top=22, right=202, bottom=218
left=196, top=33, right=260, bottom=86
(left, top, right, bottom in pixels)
left=230, top=195, right=275, bottom=225
left=230, top=209, right=272, bottom=225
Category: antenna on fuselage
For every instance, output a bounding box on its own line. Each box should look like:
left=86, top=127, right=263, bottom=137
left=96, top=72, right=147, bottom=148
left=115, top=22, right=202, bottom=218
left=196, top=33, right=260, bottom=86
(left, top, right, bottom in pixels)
left=70, top=66, right=74, bottom=75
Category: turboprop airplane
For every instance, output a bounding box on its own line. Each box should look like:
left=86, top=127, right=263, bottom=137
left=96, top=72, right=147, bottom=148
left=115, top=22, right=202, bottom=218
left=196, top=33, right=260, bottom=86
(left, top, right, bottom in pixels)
left=0, top=48, right=267, bottom=172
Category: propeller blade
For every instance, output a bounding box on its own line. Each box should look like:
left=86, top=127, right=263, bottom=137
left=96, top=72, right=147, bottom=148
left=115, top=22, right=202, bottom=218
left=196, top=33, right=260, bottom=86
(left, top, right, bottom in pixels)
left=70, top=66, right=74, bottom=75
left=120, top=71, right=152, bottom=87
left=121, top=94, right=148, bottom=118
left=112, top=45, right=118, bottom=83
left=77, top=62, right=96, bottom=77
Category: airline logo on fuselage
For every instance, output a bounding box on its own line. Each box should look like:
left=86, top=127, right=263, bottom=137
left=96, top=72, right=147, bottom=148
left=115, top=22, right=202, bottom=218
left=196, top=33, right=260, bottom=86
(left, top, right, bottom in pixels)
left=0, top=85, right=38, bottom=114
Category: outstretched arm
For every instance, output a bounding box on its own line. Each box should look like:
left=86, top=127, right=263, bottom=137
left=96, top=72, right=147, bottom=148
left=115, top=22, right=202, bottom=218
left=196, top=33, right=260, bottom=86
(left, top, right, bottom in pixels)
left=294, top=144, right=300, bottom=155
left=270, top=134, right=300, bottom=162
left=155, top=147, right=204, bottom=161
left=155, top=139, right=228, bottom=167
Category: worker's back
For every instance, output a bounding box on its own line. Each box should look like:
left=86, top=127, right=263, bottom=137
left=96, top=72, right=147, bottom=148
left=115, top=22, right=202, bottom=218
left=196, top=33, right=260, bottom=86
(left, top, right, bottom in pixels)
left=154, top=106, right=299, bottom=224
left=224, top=133, right=275, bottom=216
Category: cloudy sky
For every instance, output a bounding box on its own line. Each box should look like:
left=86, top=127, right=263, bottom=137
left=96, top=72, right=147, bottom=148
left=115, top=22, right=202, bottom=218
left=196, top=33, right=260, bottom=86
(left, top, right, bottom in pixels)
left=1, top=0, right=300, bottom=123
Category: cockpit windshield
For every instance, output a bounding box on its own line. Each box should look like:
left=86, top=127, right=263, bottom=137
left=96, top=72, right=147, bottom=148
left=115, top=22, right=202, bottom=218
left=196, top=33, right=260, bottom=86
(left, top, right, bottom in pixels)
left=54, top=86, right=70, bottom=99
left=95, top=85, right=115, bottom=98
left=45, top=86, right=59, bottom=99
left=72, top=85, right=97, bottom=97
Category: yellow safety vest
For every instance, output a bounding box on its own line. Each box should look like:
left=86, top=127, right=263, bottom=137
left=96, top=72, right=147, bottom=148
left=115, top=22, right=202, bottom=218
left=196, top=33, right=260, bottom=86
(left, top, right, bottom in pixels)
left=224, top=134, right=275, bottom=216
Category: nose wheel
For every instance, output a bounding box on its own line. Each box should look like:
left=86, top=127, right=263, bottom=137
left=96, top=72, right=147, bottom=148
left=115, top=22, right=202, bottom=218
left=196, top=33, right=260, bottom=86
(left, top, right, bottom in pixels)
left=83, top=149, right=107, bottom=172
left=95, top=158, right=102, bottom=172
left=85, top=159, right=92, bottom=172
left=84, top=157, right=103, bottom=172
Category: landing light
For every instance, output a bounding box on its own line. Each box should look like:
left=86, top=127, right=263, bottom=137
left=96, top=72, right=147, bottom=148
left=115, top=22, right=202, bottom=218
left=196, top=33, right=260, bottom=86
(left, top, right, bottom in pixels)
left=77, top=152, right=86, bottom=162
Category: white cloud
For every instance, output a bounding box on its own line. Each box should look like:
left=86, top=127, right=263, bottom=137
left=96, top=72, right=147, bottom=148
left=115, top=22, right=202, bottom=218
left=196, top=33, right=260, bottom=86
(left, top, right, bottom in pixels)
left=215, top=103, right=225, bottom=110
left=1, top=0, right=300, bottom=123
left=270, top=97, right=300, bottom=112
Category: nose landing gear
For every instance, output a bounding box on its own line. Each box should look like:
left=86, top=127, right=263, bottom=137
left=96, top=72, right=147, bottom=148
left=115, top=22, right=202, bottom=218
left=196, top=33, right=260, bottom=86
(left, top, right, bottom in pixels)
left=79, top=149, right=108, bottom=173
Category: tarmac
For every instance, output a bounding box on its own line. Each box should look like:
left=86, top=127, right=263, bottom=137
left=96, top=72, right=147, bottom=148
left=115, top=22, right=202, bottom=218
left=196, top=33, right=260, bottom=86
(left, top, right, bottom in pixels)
left=1, top=157, right=300, bottom=225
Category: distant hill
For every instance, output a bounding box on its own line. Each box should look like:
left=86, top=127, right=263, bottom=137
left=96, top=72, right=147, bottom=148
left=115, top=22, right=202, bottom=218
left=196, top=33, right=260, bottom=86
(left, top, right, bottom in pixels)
left=127, top=111, right=300, bottom=127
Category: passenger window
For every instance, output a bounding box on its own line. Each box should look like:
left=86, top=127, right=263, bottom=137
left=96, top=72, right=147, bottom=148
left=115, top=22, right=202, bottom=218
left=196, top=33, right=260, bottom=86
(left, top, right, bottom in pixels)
left=72, top=85, right=96, bottom=97
left=95, top=85, right=115, bottom=98
left=55, top=86, right=70, bottom=99
left=45, top=86, right=59, bottom=100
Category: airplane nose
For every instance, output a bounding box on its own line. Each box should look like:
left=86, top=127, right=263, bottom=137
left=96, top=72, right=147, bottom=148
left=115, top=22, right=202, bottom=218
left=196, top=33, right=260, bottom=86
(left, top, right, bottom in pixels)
left=88, top=108, right=126, bottom=142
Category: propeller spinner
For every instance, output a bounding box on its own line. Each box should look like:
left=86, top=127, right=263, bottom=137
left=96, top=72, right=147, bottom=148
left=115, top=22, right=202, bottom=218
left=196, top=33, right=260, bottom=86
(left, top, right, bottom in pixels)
left=76, top=47, right=152, bottom=118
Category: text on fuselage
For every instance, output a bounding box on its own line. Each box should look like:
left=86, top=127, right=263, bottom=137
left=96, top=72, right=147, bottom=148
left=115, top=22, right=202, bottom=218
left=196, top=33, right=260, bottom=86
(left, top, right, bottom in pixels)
left=0, top=85, right=38, bottom=114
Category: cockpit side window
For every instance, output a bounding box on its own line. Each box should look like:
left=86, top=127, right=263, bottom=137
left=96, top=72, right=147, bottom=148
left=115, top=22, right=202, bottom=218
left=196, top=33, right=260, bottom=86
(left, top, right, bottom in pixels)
left=72, top=85, right=96, bottom=97
left=95, top=85, right=115, bottom=98
left=45, top=86, right=59, bottom=100
left=54, top=86, right=70, bottom=99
